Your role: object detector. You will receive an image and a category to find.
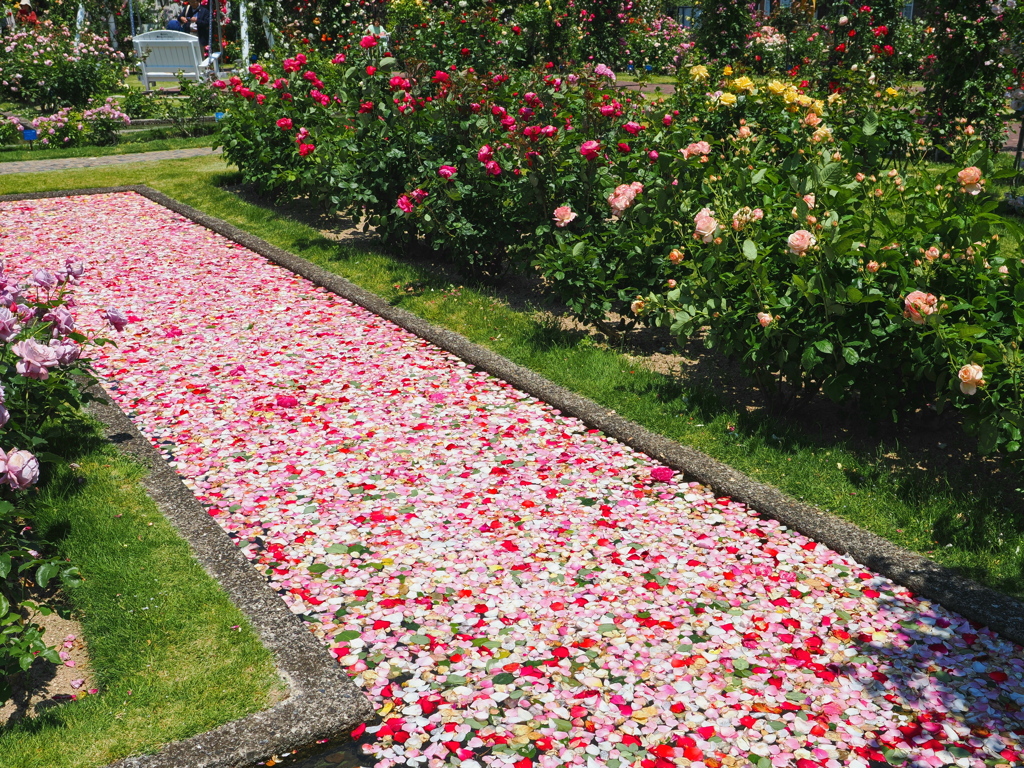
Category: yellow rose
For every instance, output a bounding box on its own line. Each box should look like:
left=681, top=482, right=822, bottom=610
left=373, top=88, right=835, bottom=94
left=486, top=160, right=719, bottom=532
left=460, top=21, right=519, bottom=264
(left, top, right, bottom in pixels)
left=690, top=65, right=709, bottom=81
left=732, top=76, right=755, bottom=93
left=782, top=87, right=798, bottom=103
left=827, top=93, right=842, bottom=105
left=885, top=87, right=898, bottom=97
left=723, top=65, right=733, bottom=76
left=811, top=126, right=833, bottom=143
left=767, top=80, right=786, bottom=96
left=719, top=92, right=738, bottom=106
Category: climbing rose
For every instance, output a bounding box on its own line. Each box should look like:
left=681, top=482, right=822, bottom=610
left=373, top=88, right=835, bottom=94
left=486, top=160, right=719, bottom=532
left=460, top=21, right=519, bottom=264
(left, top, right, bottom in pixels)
left=958, top=364, right=985, bottom=395
left=553, top=206, right=577, bottom=228
left=903, top=291, right=938, bottom=324
left=437, top=165, right=457, bottom=179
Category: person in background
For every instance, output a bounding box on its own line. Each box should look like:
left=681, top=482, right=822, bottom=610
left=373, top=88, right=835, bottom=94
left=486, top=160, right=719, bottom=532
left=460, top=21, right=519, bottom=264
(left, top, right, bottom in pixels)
left=167, top=0, right=199, bottom=32
left=365, top=7, right=389, bottom=48
left=16, top=0, right=37, bottom=26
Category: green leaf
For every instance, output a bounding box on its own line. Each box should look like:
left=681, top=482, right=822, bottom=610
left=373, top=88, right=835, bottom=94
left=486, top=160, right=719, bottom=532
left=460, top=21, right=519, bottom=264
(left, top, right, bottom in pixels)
left=814, top=339, right=834, bottom=355
left=308, top=563, right=329, bottom=574
left=35, top=562, right=58, bottom=589
left=733, top=658, right=749, bottom=670
left=571, top=241, right=585, bottom=258
left=846, top=286, right=863, bottom=303
left=0, top=553, right=10, bottom=580
left=863, top=111, right=879, bottom=136
left=743, top=239, right=757, bottom=261
left=409, top=634, right=430, bottom=645
left=555, top=718, right=573, bottom=732
left=751, top=168, right=767, bottom=185
left=493, top=672, right=516, bottom=684
left=0, top=593, right=8, bottom=619
left=843, top=347, right=860, bottom=365
left=326, top=543, right=349, bottom=554
left=336, top=629, right=361, bottom=641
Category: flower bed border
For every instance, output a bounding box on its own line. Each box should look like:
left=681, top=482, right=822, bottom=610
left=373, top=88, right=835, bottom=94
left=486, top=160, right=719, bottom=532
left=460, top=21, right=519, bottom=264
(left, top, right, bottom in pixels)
left=0, top=183, right=1021, bottom=764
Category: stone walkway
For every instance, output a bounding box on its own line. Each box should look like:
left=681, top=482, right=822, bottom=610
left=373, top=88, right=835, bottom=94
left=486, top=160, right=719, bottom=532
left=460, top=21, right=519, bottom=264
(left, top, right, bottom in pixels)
left=0, top=146, right=221, bottom=175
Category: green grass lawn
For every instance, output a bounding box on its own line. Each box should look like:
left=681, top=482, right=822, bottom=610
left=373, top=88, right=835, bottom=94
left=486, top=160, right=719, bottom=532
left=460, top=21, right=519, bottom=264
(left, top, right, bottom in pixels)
left=0, top=134, right=215, bottom=164
left=3, top=155, right=1022, bottom=606
left=0, top=417, right=282, bottom=768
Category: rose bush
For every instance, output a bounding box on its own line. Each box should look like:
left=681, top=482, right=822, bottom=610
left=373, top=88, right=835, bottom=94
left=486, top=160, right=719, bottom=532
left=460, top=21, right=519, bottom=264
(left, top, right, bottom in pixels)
left=0, top=21, right=128, bottom=109
left=216, top=53, right=1024, bottom=459
left=0, top=258, right=129, bottom=703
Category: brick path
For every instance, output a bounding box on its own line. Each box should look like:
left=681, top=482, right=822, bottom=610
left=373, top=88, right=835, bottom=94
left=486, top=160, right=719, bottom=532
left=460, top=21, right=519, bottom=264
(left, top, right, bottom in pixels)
left=0, top=146, right=222, bottom=175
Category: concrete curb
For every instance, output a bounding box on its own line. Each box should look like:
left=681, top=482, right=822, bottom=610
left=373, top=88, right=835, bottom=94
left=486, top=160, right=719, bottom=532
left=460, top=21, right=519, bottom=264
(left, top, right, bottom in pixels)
left=2, top=183, right=1021, bottom=759
left=0, top=188, right=375, bottom=766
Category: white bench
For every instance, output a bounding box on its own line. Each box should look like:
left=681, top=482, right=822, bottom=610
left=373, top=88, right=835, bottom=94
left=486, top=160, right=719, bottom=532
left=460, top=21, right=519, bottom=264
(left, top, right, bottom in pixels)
left=133, top=30, right=221, bottom=90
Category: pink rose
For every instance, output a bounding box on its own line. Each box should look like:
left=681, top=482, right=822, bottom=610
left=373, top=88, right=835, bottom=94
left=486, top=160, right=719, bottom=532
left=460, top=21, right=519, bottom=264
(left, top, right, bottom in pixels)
left=1, top=449, right=39, bottom=490
left=737, top=126, right=751, bottom=138
left=485, top=160, right=502, bottom=176
left=276, top=117, right=293, bottom=131
left=607, top=182, right=643, bottom=217
left=903, top=290, right=938, bottom=324
left=553, top=206, right=577, bottom=228
left=682, top=141, right=711, bottom=159
left=359, top=35, right=377, bottom=48
left=802, top=194, right=815, bottom=209
left=787, top=229, right=816, bottom=256
left=0, top=307, right=22, bottom=342
left=650, top=466, right=675, bottom=482
left=11, top=338, right=60, bottom=380
left=693, top=207, right=718, bottom=243
left=410, top=189, right=428, bottom=204
left=396, top=194, right=414, bottom=213
left=757, top=312, right=773, bottom=327
left=579, top=140, right=601, bottom=160
left=958, top=363, right=984, bottom=395
left=438, top=165, right=457, bottom=179
left=276, top=394, right=299, bottom=408
left=623, top=121, right=642, bottom=135
left=663, top=113, right=673, bottom=126
left=477, top=144, right=494, bottom=163
left=866, top=260, right=880, bottom=273
left=298, top=143, right=316, bottom=157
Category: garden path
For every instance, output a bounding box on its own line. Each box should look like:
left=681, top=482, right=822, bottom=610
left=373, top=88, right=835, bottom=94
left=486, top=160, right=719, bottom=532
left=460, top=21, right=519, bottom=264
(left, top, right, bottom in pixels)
left=0, top=146, right=221, bottom=175
left=1, top=192, right=1021, bottom=768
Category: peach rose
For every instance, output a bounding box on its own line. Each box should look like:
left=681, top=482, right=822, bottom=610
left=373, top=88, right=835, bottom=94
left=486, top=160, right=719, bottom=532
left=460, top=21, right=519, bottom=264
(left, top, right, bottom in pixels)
left=668, top=249, right=684, bottom=264
left=630, top=296, right=646, bottom=315
left=958, top=363, right=984, bottom=395
left=787, top=229, right=816, bottom=256
left=866, top=260, right=880, bottom=273
left=903, top=290, right=938, bottom=324
left=957, top=166, right=983, bottom=195
left=757, top=312, right=773, bottom=327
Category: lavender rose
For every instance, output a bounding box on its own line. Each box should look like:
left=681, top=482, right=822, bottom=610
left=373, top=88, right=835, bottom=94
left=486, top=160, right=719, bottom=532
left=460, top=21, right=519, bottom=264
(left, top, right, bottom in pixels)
left=11, top=338, right=60, bottom=380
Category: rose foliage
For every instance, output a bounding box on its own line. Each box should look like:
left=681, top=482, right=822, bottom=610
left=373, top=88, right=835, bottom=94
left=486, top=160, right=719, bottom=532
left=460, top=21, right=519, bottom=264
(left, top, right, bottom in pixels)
left=0, top=257, right=129, bottom=702
left=216, top=53, right=1024, bottom=461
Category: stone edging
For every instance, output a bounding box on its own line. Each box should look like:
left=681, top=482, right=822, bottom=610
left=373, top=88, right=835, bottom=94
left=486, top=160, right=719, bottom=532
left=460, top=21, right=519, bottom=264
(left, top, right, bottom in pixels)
left=2, top=184, right=1021, bottom=752
left=0, top=186, right=374, bottom=768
